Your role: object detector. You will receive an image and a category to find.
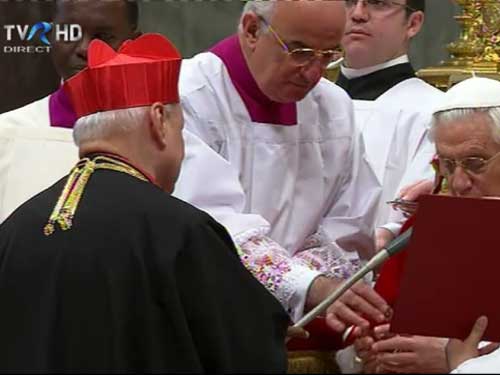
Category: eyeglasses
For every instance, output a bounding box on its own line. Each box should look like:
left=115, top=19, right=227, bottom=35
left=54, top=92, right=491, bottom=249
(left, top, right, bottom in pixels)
left=438, top=151, right=500, bottom=177
left=260, top=17, right=343, bottom=68
left=344, top=0, right=416, bottom=13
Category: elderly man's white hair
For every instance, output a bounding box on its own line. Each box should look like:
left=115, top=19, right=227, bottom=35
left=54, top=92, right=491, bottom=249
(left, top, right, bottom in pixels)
left=431, top=107, right=500, bottom=145
left=239, top=0, right=277, bottom=32
left=430, top=77, right=500, bottom=145
left=73, top=105, right=173, bottom=146
left=242, top=0, right=276, bottom=19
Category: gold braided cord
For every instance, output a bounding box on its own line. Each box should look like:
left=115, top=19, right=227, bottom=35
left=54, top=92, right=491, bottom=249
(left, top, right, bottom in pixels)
left=96, top=162, right=149, bottom=182
left=58, top=159, right=96, bottom=232
left=43, top=160, right=85, bottom=236
left=44, top=156, right=149, bottom=236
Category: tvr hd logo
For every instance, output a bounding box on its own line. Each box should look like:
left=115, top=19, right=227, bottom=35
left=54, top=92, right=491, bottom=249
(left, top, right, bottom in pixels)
left=3, top=22, right=82, bottom=54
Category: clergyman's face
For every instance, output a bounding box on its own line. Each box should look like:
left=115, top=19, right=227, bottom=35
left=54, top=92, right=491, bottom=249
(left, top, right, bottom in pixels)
left=244, top=0, right=345, bottom=103
left=435, top=112, right=500, bottom=198
left=51, top=0, right=137, bottom=80
left=341, top=0, right=419, bottom=69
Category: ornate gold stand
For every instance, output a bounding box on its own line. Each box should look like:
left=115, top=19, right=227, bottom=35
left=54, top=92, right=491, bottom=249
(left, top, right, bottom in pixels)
left=287, top=350, right=340, bottom=374
left=418, top=0, right=500, bottom=90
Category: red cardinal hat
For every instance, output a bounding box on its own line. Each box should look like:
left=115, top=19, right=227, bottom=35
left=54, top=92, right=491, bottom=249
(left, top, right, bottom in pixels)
left=64, top=33, right=182, bottom=119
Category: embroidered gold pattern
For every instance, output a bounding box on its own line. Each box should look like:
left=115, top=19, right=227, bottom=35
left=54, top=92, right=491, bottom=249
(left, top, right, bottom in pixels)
left=43, top=156, right=148, bottom=236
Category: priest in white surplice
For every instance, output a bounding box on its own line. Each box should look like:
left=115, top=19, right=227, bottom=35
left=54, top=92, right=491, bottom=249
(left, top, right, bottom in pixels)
left=337, top=0, right=444, bottom=249
left=179, top=0, right=389, bottom=325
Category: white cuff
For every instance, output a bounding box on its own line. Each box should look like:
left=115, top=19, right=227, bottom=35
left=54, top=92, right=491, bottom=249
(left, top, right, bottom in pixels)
left=286, top=265, right=322, bottom=322
left=335, top=345, right=363, bottom=374
left=379, top=221, right=402, bottom=237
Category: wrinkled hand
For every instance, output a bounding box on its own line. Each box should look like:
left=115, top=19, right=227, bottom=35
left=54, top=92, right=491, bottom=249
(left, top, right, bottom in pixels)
left=372, top=333, right=448, bottom=373
left=446, top=316, right=499, bottom=371
left=390, top=179, right=435, bottom=218
left=372, top=323, right=396, bottom=341
left=353, top=333, right=379, bottom=373
left=353, top=325, right=396, bottom=373
left=398, top=179, right=434, bottom=201
left=306, top=276, right=391, bottom=334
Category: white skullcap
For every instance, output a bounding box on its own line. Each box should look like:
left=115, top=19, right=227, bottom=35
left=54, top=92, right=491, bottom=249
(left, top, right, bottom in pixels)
left=433, top=76, right=500, bottom=114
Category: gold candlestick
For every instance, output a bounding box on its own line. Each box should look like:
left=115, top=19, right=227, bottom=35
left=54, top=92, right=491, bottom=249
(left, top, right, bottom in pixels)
left=418, top=0, right=500, bottom=90
left=447, top=0, right=482, bottom=67
left=475, top=0, right=500, bottom=63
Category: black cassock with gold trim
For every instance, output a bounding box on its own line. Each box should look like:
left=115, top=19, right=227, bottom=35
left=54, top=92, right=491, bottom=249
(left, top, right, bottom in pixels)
left=0, top=155, right=288, bottom=372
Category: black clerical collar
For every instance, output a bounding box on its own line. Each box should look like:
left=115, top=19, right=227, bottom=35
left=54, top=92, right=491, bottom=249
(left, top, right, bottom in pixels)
left=337, top=63, right=415, bottom=100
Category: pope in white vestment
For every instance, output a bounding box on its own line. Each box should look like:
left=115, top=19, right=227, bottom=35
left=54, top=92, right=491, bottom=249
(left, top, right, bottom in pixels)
left=337, top=55, right=444, bottom=234
left=335, top=55, right=445, bottom=373
left=179, top=34, right=381, bottom=318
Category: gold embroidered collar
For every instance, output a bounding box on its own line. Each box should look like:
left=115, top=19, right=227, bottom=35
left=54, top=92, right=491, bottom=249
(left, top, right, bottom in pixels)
left=44, top=155, right=150, bottom=236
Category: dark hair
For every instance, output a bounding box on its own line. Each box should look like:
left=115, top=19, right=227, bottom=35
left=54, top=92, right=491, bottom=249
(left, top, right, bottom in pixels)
left=53, top=0, right=139, bottom=29
left=406, top=0, right=425, bottom=16
left=125, top=0, right=139, bottom=30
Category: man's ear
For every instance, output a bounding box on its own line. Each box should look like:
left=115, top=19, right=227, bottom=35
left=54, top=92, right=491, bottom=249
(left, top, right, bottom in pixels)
left=149, top=102, right=168, bottom=149
left=406, top=11, right=424, bottom=40
left=241, top=12, right=261, bottom=51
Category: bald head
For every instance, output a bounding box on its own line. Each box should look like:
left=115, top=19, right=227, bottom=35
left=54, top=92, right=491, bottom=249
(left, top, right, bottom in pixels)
left=75, top=103, right=185, bottom=193
left=271, top=0, right=345, bottom=56
left=240, top=0, right=345, bottom=103
left=272, top=0, right=346, bottom=36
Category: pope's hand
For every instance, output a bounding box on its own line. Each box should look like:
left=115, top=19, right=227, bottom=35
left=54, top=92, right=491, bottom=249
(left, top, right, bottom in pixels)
left=353, top=332, right=379, bottom=372
left=398, top=179, right=434, bottom=202
left=446, top=316, right=499, bottom=371
left=372, top=333, right=448, bottom=373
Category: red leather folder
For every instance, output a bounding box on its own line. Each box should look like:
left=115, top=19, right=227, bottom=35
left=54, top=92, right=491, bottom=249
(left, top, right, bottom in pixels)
left=391, top=194, right=500, bottom=342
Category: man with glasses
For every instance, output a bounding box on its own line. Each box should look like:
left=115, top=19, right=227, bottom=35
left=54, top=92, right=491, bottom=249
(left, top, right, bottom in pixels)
left=432, top=79, right=500, bottom=200
left=337, top=0, right=443, bottom=249
left=348, top=76, right=500, bottom=373
left=178, top=0, right=389, bottom=340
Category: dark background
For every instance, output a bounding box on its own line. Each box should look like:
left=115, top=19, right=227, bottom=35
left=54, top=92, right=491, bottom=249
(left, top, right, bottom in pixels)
left=0, top=0, right=59, bottom=113
left=0, top=0, right=459, bottom=114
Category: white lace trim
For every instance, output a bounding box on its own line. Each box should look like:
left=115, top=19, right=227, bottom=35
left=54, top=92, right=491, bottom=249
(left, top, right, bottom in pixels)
left=233, top=226, right=269, bottom=246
